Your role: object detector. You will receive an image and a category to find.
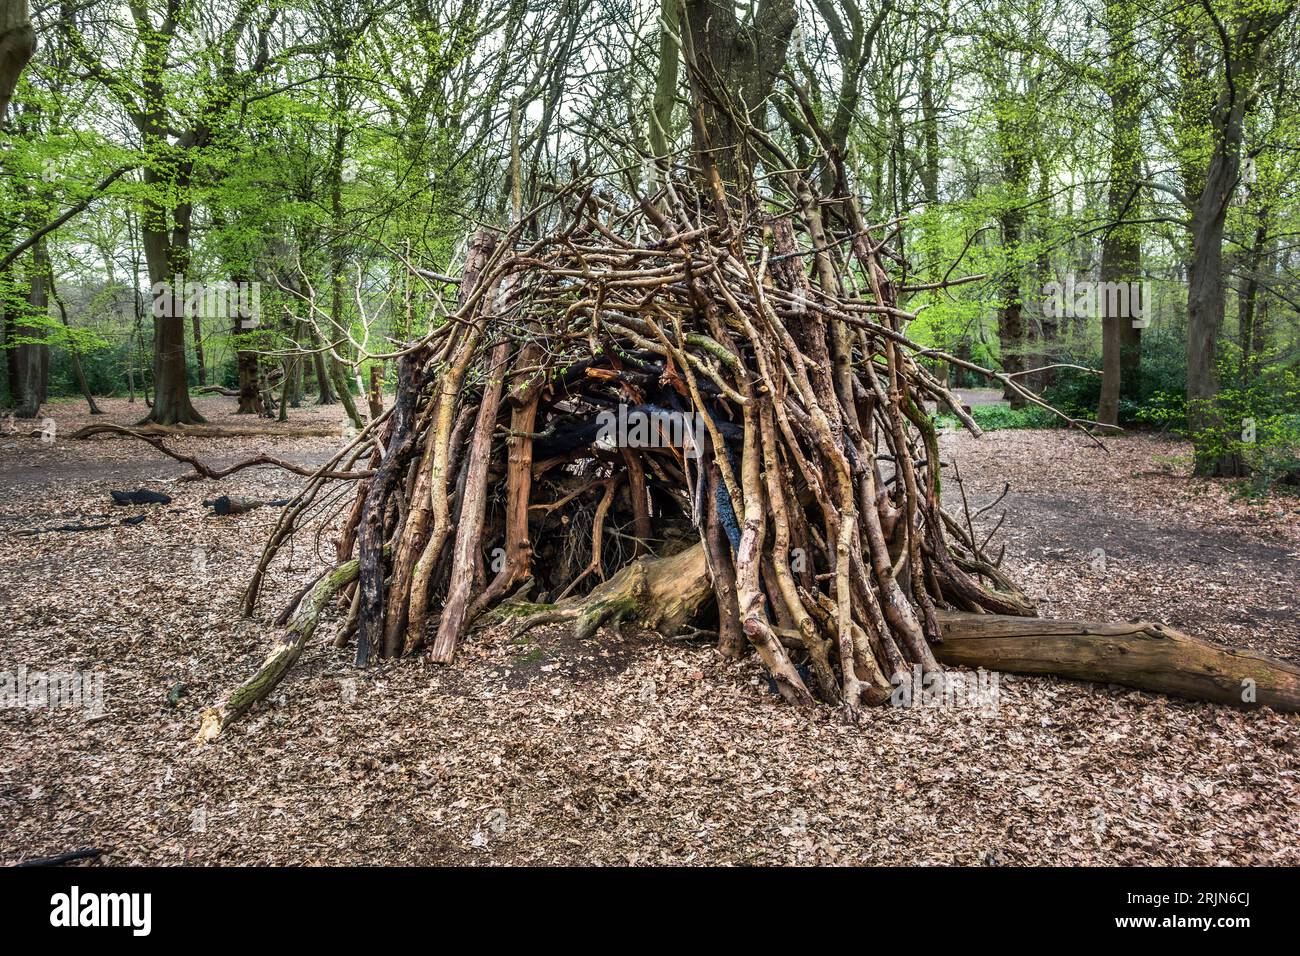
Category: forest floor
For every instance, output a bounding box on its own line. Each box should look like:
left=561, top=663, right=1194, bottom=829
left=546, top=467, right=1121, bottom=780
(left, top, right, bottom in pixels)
left=0, top=395, right=1296, bottom=865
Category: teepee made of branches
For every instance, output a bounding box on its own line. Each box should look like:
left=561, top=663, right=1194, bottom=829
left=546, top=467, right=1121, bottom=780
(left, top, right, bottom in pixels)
left=193, top=148, right=1300, bottom=740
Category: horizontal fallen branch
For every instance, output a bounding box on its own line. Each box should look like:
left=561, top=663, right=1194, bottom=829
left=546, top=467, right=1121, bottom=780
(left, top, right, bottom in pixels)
left=17, top=515, right=146, bottom=536
left=933, top=611, right=1300, bottom=713
left=71, top=424, right=371, bottom=482
left=71, top=422, right=343, bottom=440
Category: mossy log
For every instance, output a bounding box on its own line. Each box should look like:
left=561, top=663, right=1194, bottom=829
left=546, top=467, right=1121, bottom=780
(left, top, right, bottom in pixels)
left=509, top=542, right=715, bottom=643
left=196, top=559, right=361, bottom=741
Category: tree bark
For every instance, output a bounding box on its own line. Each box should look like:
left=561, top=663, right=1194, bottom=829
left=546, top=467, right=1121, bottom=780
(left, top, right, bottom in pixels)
left=648, top=0, right=680, bottom=173
left=681, top=0, right=797, bottom=188
left=1098, top=0, right=1143, bottom=426
left=933, top=611, right=1300, bottom=713
left=6, top=240, right=50, bottom=418
left=428, top=341, right=511, bottom=664
left=0, top=0, right=35, bottom=120
left=1185, top=10, right=1285, bottom=475
left=232, top=274, right=262, bottom=414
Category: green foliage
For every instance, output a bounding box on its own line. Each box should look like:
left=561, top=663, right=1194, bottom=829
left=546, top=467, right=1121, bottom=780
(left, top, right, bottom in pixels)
left=1131, top=390, right=1188, bottom=432
left=1185, top=345, right=1300, bottom=494
left=1043, top=329, right=1189, bottom=424
left=934, top=402, right=1060, bottom=431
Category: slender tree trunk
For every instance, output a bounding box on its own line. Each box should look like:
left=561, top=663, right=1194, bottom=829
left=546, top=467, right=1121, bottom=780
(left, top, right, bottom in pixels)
left=326, top=109, right=362, bottom=430
left=312, top=341, right=336, bottom=405
left=647, top=0, right=679, bottom=183
left=997, top=206, right=1026, bottom=410
left=919, top=34, right=941, bottom=209
left=232, top=274, right=261, bottom=414
left=48, top=255, right=101, bottom=414
left=1098, top=0, right=1143, bottom=426
left=191, top=309, right=207, bottom=386
left=993, top=104, right=1031, bottom=409
left=1237, top=222, right=1267, bottom=382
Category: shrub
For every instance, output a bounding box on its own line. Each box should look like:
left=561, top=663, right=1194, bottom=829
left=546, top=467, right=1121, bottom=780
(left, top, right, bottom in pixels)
left=935, top=402, right=1061, bottom=431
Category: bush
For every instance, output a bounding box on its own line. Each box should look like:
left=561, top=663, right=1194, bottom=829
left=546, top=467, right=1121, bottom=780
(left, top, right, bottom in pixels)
left=1185, top=346, right=1300, bottom=494
left=1040, top=327, right=1187, bottom=426
left=935, top=402, right=1061, bottom=431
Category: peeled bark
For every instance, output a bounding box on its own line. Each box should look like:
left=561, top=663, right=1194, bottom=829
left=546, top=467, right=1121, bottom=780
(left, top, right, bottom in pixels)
left=510, top=541, right=715, bottom=645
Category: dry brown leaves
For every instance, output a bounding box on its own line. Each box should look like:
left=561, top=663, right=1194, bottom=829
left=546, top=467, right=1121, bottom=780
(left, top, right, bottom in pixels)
left=0, top=398, right=1295, bottom=865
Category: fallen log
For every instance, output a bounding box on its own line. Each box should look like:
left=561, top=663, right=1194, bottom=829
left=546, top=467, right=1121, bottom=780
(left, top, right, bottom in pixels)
left=202, top=494, right=292, bottom=516
left=15, top=848, right=105, bottom=867
left=196, top=558, right=360, bottom=742
left=933, top=611, right=1300, bottom=713
left=111, top=489, right=172, bottom=505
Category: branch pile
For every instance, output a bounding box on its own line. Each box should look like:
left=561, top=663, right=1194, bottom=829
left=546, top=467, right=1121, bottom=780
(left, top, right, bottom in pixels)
left=225, top=166, right=1041, bottom=731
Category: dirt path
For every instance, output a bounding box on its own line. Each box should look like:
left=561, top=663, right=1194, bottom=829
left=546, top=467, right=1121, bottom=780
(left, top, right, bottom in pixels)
left=939, top=428, right=1299, bottom=663
left=0, top=405, right=1295, bottom=865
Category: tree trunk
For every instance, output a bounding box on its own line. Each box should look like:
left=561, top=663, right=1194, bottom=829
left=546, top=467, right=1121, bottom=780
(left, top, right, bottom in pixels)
left=236, top=348, right=262, bottom=414
left=1237, top=222, right=1267, bottom=381
left=919, top=33, right=940, bottom=209
left=191, top=308, right=206, bottom=387
left=994, top=130, right=1029, bottom=409
left=232, top=276, right=261, bottom=415
left=49, top=256, right=102, bottom=414
left=10, top=240, right=50, bottom=418
left=312, top=343, right=336, bottom=405
left=330, top=354, right=363, bottom=429
left=681, top=0, right=797, bottom=188
left=0, top=0, right=35, bottom=120
left=1185, top=12, right=1284, bottom=476
left=647, top=0, right=679, bottom=188
left=140, top=180, right=204, bottom=425
left=1098, top=0, right=1143, bottom=426
left=997, top=240, right=1025, bottom=409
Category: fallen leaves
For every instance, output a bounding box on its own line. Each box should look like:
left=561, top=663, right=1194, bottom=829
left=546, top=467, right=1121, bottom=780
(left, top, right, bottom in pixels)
left=0, top=401, right=1296, bottom=864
